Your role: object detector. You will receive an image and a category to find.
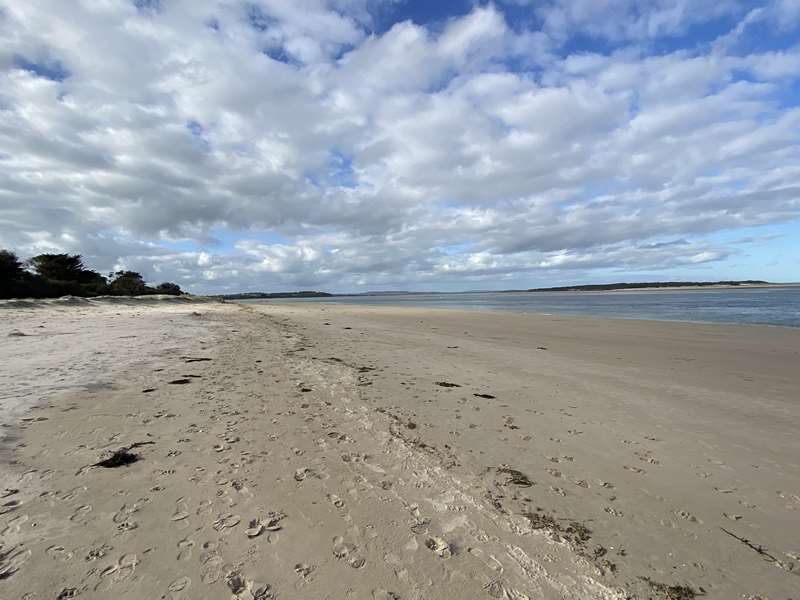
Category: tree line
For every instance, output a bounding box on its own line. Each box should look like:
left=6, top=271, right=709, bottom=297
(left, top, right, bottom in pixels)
left=1, top=249, right=183, bottom=300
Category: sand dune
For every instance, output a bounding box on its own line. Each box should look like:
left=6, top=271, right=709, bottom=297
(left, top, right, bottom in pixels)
left=1, top=301, right=798, bottom=599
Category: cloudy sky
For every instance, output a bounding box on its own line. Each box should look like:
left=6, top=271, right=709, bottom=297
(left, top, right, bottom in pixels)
left=1, top=0, right=799, bottom=293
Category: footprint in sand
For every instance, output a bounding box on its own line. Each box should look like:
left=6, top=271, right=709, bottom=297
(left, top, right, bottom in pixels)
left=117, top=520, right=138, bottom=533
left=2, top=514, right=29, bottom=536
left=332, top=536, right=364, bottom=568
left=200, top=554, right=225, bottom=584
left=674, top=509, right=702, bottom=523
left=0, top=499, right=22, bottom=515
left=112, top=498, right=149, bottom=525
left=294, top=563, right=315, bottom=579
left=212, top=514, right=241, bottom=532
left=0, top=545, right=31, bottom=579
left=349, top=556, right=366, bottom=568
left=294, top=467, right=314, bottom=481
left=177, top=538, right=195, bottom=561
left=69, top=504, right=92, bottom=523
left=172, top=499, right=190, bottom=527
left=225, top=571, right=273, bottom=599
left=168, top=575, right=191, bottom=599
left=45, top=545, right=74, bottom=561
left=623, top=465, right=646, bottom=474
left=245, top=516, right=279, bottom=538
left=425, top=536, right=452, bottom=558
left=85, top=544, right=112, bottom=561
left=94, top=553, right=139, bottom=592
left=327, top=493, right=345, bottom=508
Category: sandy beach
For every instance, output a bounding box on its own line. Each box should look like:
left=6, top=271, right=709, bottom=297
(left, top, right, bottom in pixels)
left=1, top=299, right=798, bottom=599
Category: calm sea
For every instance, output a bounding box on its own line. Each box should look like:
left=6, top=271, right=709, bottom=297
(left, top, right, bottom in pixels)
left=256, top=286, right=800, bottom=328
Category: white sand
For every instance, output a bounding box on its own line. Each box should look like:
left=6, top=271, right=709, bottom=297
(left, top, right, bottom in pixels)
left=0, top=300, right=798, bottom=599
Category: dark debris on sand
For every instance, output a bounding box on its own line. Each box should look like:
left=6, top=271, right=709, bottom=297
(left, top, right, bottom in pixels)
left=496, top=466, right=534, bottom=487
left=435, top=381, right=461, bottom=388
left=640, top=577, right=703, bottom=599
left=182, top=356, right=212, bottom=363
left=93, top=441, right=154, bottom=468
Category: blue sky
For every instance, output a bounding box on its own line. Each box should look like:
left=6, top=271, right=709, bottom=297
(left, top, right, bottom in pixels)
left=1, top=0, right=799, bottom=292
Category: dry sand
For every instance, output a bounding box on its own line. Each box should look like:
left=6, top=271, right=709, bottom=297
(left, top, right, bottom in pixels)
left=0, top=299, right=798, bottom=599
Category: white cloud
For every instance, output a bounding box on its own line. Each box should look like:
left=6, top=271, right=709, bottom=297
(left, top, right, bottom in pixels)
left=506, top=0, right=748, bottom=42
left=0, top=0, right=798, bottom=292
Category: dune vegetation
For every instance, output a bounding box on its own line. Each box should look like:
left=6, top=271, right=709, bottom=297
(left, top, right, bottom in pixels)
left=0, top=249, right=183, bottom=300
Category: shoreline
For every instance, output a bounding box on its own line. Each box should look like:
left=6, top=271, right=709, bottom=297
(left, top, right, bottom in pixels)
left=527, top=283, right=800, bottom=293
left=252, top=292, right=800, bottom=330
left=1, top=300, right=798, bottom=598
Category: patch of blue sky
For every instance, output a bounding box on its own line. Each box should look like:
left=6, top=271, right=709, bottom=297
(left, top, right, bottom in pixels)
left=583, top=179, right=629, bottom=197
left=437, top=241, right=476, bottom=256
left=208, top=228, right=292, bottom=251
left=438, top=198, right=466, bottom=210
left=13, top=55, right=69, bottom=81
left=371, top=0, right=475, bottom=33
left=646, top=14, right=743, bottom=55
left=706, top=221, right=794, bottom=246
left=156, top=238, right=201, bottom=253
left=186, top=120, right=210, bottom=152
left=725, top=18, right=800, bottom=55
left=305, top=173, right=323, bottom=189
left=553, top=181, right=627, bottom=210
left=262, top=46, right=295, bottom=66
left=246, top=3, right=278, bottom=32
left=424, top=67, right=461, bottom=93
left=558, top=33, right=619, bottom=58
left=132, top=0, right=161, bottom=15
left=156, top=228, right=293, bottom=255
left=693, top=221, right=800, bottom=282
left=328, top=150, right=358, bottom=188
left=186, top=120, right=204, bottom=137
left=772, top=77, right=800, bottom=110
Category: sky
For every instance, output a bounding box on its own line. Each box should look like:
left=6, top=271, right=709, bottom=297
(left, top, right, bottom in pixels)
left=1, top=0, right=799, bottom=293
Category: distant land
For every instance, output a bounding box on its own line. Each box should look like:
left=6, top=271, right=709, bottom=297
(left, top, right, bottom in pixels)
left=526, top=280, right=771, bottom=292
left=217, top=281, right=791, bottom=299
left=218, top=291, right=333, bottom=300
left=218, top=290, right=438, bottom=299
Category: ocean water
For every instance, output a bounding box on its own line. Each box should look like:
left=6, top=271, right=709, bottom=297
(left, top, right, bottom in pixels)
left=258, top=287, right=800, bottom=328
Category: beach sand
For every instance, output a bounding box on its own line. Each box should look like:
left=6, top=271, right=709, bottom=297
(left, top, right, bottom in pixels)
left=1, top=299, right=798, bottom=599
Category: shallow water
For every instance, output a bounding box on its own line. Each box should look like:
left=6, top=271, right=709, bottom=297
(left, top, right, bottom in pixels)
left=251, top=286, right=800, bottom=327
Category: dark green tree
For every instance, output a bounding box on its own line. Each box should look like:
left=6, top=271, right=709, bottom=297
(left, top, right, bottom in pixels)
left=0, top=249, right=29, bottom=299
left=28, top=252, right=108, bottom=296
left=0, top=249, right=24, bottom=280
left=30, top=253, right=86, bottom=281
left=155, top=282, right=183, bottom=295
left=108, top=270, right=148, bottom=296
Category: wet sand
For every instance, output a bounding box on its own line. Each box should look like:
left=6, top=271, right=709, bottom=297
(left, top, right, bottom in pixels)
left=0, top=299, right=798, bottom=599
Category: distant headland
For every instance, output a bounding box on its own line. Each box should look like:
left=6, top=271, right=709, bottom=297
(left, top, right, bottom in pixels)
left=218, top=291, right=333, bottom=300
left=526, top=280, right=772, bottom=292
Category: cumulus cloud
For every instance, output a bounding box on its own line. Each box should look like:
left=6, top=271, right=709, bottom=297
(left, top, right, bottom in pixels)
left=0, top=0, right=798, bottom=292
